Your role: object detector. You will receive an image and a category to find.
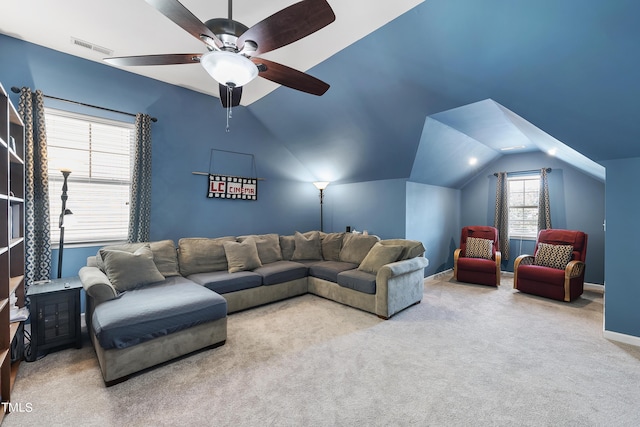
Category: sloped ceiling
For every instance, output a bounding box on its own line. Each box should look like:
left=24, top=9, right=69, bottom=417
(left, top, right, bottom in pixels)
left=247, top=0, right=638, bottom=184
left=0, top=0, right=423, bottom=105
left=410, top=100, right=605, bottom=188
left=2, top=0, right=639, bottom=186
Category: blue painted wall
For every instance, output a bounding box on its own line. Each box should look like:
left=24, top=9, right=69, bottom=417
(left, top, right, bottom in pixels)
left=0, top=35, right=321, bottom=280
left=0, top=24, right=634, bottom=339
left=460, top=151, right=605, bottom=284
left=601, top=157, right=640, bottom=338
left=406, top=181, right=461, bottom=277
left=324, top=179, right=407, bottom=239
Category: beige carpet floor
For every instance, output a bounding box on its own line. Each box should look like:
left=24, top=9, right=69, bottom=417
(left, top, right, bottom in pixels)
left=5, top=273, right=640, bottom=427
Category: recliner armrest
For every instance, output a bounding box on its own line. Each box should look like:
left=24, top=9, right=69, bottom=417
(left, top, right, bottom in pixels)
left=453, top=249, right=462, bottom=279
left=513, top=254, right=534, bottom=289
left=565, top=260, right=585, bottom=279
left=514, top=254, right=535, bottom=267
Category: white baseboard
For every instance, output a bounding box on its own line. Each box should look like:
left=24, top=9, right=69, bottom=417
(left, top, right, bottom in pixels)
left=425, top=269, right=452, bottom=281
left=584, top=283, right=604, bottom=293
left=603, top=330, right=640, bottom=348
left=427, top=269, right=604, bottom=293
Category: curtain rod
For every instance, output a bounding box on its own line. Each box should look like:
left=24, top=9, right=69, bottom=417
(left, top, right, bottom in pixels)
left=10, top=86, right=157, bottom=122
left=493, top=168, right=551, bottom=177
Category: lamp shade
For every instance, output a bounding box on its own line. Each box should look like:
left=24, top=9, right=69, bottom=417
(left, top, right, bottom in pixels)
left=200, top=51, right=258, bottom=87
left=313, top=181, right=330, bottom=190
left=60, top=209, right=75, bottom=228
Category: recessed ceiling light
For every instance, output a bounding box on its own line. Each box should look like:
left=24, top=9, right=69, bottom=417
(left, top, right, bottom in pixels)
left=469, top=157, right=478, bottom=165
left=500, top=145, right=526, bottom=151
left=548, top=148, right=557, bottom=156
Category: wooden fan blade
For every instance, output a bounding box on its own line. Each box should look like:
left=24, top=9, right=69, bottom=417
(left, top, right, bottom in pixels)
left=145, top=0, right=223, bottom=49
left=219, top=84, right=243, bottom=108
left=238, top=0, right=335, bottom=56
left=105, top=54, right=202, bottom=66
left=252, top=58, right=329, bottom=96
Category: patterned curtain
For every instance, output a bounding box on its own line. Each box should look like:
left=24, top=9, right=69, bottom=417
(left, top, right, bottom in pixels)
left=128, top=113, right=152, bottom=243
left=18, top=88, right=52, bottom=284
left=494, top=172, right=510, bottom=260
left=538, top=168, right=552, bottom=231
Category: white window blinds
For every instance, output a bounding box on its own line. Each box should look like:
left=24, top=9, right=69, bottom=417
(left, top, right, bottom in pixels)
left=45, top=108, right=133, bottom=245
left=507, top=174, right=540, bottom=240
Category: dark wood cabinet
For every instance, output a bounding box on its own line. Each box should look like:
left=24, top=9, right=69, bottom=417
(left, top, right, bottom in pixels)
left=27, top=277, right=82, bottom=360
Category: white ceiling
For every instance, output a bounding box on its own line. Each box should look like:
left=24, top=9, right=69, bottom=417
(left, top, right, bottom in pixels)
left=0, top=0, right=423, bottom=105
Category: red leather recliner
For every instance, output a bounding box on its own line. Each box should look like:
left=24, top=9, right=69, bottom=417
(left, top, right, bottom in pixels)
left=514, top=229, right=588, bottom=302
left=454, top=226, right=501, bottom=287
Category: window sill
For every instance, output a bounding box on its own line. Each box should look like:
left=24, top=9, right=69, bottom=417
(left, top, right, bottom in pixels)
left=52, top=240, right=128, bottom=250
left=509, top=236, right=537, bottom=241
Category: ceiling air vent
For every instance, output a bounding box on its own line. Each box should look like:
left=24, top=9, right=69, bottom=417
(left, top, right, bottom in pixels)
left=70, top=37, right=113, bottom=56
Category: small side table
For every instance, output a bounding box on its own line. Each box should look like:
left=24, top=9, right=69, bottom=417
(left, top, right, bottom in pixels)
left=27, top=276, right=83, bottom=360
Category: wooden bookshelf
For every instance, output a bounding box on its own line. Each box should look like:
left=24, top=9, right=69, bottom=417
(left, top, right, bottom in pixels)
left=0, top=82, right=26, bottom=417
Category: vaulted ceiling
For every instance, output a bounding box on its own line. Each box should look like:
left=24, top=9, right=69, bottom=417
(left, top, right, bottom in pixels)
left=2, top=0, right=637, bottom=186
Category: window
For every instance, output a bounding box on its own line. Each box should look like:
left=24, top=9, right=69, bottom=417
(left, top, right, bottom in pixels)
left=507, top=174, right=540, bottom=239
left=45, top=108, right=134, bottom=245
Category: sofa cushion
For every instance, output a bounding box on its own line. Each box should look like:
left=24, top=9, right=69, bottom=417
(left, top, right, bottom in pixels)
left=99, top=245, right=165, bottom=292
left=149, top=240, right=181, bottom=277
left=457, top=256, right=497, bottom=273
left=358, top=242, right=403, bottom=274
left=95, top=240, right=180, bottom=277
left=518, top=264, right=566, bottom=285
left=321, top=232, right=344, bottom=261
left=178, top=236, right=236, bottom=276
left=223, top=239, right=263, bottom=273
left=378, top=239, right=425, bottom=260
left=279, top=235, right=295, bottom=260
left=253, top=260, right=309, bottom=286
left=91, top=277, right=227, bottom=350
left=465, top=237, right=493, bottom=260
left=534, top=242, right=573, bottom=270
left=339, top=233, right=380, bottom=264
left=292, top=231, right=323, bottom=261
left=309, top=261, right=358, bottom=282
left=238, top=233, right=282, bottom=264
left=337, top=269, right=377, bottom=295
left=188, top=270, right=263, bottom=294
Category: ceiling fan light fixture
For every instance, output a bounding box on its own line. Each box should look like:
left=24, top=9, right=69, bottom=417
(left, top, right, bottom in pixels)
left=200, top=51, right=258, bottom=87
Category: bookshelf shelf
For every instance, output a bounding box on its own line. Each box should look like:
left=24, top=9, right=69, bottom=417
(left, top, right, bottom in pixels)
left=0, top=82, right=25, bottom=416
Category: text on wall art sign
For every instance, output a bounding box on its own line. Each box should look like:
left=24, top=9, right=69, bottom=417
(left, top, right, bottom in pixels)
left=208, top=174, right=258, bottom=200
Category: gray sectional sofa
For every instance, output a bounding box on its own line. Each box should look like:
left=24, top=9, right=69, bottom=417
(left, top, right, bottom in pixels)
left=79, top=231, right=429, bottom=385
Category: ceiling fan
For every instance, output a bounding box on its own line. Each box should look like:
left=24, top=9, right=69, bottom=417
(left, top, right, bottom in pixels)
left=105, top=0, right=336, bottom=108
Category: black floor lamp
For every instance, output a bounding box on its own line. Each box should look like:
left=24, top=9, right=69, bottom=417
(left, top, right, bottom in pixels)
left=313, top=181, right=329, bottom=232
left=57, top=169, right=73, bottom=279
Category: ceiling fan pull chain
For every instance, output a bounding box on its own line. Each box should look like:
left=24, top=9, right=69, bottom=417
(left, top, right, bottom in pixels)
left=226, top=85, right=232, bottom=132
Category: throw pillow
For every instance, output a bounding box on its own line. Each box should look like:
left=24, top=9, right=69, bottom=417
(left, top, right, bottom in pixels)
left=465, top=237, right=494, bottom=260
left=321, top=232, right=344, bottom=261
left=292, top=231, right=323, bottom=261
left=178, top=236, right=236, bottom=276
left=358, top=242, right=403, bottom=274
left=339, top=233, right=379, bottom=264
left=238, top=233, right=282, bottom=264
left=95, top=242, right=145, bottom=271
left=95, top=240, right=180, bottom=277
left=279, top=235, right=296, bottom=260
left=223, top=239, right=263, bottom=273
left=99, top=245, right=165, bottom=292
left=149, top=240, right=180, bottom=277
left=534, top=242, right=573, bottom=270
